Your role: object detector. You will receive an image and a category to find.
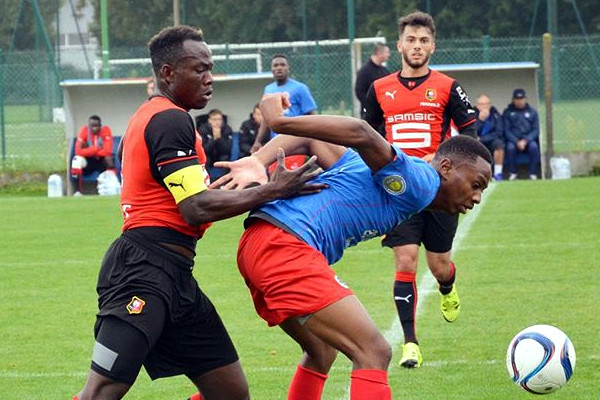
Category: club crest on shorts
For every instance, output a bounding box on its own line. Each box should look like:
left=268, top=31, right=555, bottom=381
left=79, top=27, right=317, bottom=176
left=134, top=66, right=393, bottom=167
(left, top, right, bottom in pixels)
left=126, top=296, right=146, bottom=314
left=383, top=175, right=406, bottom=195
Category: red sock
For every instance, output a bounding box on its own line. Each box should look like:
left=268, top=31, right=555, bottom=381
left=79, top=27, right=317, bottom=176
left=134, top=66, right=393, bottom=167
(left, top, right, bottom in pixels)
left=288, top=364, right=328, bottom=400
left=188, top=393, right=203, bottom=400
left=72, top=397, right=79, bottom=400
left=350, top=369, right=392, bottom=400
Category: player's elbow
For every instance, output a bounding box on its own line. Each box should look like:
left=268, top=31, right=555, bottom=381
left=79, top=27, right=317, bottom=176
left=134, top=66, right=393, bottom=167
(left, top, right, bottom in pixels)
left=348, top=119, right=379, bottom=147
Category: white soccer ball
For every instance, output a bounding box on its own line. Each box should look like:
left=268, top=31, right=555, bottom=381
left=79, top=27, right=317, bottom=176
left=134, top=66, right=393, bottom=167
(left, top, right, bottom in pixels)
left=506, top=324, right=576, bottom=394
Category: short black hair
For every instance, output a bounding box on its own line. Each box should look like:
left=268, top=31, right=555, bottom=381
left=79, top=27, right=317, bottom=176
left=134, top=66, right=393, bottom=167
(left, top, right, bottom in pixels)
left=148, top=25, right=205, bottom=77
left=271, top=54, right=289, bottom=62
left=436, top=135, right=492, bottom=165
left=89, top=115, right=101, bottom=124
left=398, top=11, right=436, bottom=38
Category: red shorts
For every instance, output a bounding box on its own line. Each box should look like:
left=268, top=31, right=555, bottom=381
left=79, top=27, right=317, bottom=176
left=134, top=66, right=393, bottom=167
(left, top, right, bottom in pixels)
left=267, top=155, right=308, bottom=174
left=237, top=220, right=353, bottom=326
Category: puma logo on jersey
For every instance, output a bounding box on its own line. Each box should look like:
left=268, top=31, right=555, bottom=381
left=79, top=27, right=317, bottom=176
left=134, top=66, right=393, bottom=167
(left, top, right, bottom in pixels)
left=394, top=294, right=413, bottom=303
left=168, top=176, right=186, bottom=191
left=385, top=90, right=397, bottom=100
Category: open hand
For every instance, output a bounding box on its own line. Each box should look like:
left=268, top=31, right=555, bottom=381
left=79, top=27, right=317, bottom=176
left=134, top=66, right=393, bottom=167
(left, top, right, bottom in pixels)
left=210, top=155, right=268, bottom=190
left=266, top=148, right=327, bottom=197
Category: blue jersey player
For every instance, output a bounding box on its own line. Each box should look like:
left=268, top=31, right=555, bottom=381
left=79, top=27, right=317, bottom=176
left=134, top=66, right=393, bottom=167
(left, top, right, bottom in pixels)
left=212, top=93, right=492, bottom=400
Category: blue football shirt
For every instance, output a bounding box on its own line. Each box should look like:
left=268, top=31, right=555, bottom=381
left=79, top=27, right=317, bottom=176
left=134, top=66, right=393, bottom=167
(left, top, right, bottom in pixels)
left=263, top=78, right=317, bottom=138
left=255, top=146, right=440, bottom=264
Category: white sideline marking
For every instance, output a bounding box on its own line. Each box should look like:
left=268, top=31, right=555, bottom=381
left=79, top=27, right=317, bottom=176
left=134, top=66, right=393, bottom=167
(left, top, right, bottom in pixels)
left=4, top=352, right=600, bottom=379
left=338, top=183, right=498, bottom=399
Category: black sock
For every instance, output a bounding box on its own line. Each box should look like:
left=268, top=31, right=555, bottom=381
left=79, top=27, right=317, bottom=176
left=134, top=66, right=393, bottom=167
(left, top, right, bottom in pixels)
left=438, top=261, right=456, bottom=295
left=394, top=280, right=418, bottom=344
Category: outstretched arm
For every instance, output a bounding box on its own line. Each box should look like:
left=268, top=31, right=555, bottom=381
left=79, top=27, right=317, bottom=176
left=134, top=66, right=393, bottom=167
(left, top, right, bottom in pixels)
left=260, top=94, right=395, bottom=172
left=211, top=134, right=343, bottom=190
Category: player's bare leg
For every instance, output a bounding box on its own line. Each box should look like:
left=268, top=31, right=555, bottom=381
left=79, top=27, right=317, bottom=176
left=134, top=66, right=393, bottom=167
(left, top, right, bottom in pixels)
left=425, top=250, right=460, bottom=323
left=75, top=370, right=130, bottom=400
left=301, top=295, right=392, bottom=399
left=187, top=361, right=249, bottom=400
left=280, top=318, right=338, bottom=400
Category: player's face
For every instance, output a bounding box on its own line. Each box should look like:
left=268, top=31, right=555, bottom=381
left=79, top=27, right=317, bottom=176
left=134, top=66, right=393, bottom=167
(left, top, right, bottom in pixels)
left=439, top=156, right=491, bottom=214
left=398, top=26, right=435, bottom=69
left=88, top=119, right=101, bottom=134
left=271, top=57, right=289, bottom=81
left=167, top=40, right=214, bottom=110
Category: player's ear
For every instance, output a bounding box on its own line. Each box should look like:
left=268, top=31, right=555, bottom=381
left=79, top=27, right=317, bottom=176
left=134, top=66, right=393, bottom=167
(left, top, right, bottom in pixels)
left=437, top=157, right=452, bottom=180
left=161, top=64, right=175, bottom=84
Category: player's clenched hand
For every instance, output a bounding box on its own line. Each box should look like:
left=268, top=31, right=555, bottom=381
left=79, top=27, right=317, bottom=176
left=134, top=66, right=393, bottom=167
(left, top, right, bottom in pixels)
left=266, top=148, right=327, bottom=197
left=260, top=93, right=290, bottom=126
left=210, top=156, right=268, bottom=190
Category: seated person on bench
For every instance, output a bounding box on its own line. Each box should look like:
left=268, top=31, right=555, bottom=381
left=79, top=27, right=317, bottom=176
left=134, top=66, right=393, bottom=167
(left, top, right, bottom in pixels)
left=71, top=115, right=116, bottom=194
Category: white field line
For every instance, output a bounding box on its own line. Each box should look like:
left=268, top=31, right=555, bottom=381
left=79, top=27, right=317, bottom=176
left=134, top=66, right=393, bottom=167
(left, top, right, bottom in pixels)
left=4, top=353, right=600, bottom=379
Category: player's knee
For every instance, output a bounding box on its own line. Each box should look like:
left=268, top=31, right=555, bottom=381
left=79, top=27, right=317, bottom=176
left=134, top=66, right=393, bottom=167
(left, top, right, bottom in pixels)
left=352, top=334, right=392, bottom=369
left=394, top=254, right=418, bottom=272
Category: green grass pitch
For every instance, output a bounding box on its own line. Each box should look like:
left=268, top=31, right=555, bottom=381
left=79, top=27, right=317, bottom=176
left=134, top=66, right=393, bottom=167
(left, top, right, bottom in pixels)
left=0, top=177, right=599, bottom=399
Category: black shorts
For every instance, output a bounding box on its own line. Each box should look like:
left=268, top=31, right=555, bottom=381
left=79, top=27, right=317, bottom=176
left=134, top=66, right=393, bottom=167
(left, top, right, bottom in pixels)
left=92, top=230, right=238, bottom=383
left=381, top=209, right=459, bottom=253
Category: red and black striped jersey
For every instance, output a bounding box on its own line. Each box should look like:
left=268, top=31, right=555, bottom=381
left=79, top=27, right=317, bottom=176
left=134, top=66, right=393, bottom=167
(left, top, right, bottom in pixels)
left=120, top=96, right=211, bottom=239
left=366, top=69, right=476, bottom=158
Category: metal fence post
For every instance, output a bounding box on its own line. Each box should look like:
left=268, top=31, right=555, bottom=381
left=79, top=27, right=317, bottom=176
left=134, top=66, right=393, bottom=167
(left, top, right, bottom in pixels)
left=543, top=33, right=554, bottom=179
left=0, top=48, right=5, bottom=164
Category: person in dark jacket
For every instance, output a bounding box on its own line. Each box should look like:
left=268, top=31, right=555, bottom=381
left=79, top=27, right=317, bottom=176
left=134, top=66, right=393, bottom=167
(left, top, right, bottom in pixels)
left=238, top=104, right=263, bottom=158
left=199, top=108, right=233, bottom=180
left=475, top=94, right=505, bottom=180
left=355, top=42, right=390, bottom=119
left=502, top=88, right=540, bottom=180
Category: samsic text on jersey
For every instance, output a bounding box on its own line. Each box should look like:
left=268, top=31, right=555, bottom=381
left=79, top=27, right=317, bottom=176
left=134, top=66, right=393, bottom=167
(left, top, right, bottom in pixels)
left=372, top=70, right=475, bottom=158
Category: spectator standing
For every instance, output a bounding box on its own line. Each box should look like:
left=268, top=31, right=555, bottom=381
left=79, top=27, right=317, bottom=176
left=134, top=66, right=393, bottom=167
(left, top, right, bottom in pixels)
left=364, top=11, right=478, bottom=369
left=71, top=115, right=116, bottom=194
left=250, top=54, right=317, bottom=154
left=238, top=104, right=262, bottom=158
left=475, top=94, right=505, bottom=180
left=503, top=88, right=540, bottom=180
left=199, top=108, right=234, bottom=180
left=355, top=42, right=390, bottom=119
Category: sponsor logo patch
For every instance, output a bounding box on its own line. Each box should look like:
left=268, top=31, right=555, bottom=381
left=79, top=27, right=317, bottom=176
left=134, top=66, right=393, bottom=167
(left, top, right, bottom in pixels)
left=126, top=296, right=146, bottom=314
left=383, top=175, right=407, bottom=195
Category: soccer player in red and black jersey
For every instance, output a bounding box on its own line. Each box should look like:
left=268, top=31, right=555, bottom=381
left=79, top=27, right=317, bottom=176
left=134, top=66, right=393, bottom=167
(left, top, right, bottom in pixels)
left=72, top=26, right=325, bottom=400
left=364, top=11, right=478, bottom=369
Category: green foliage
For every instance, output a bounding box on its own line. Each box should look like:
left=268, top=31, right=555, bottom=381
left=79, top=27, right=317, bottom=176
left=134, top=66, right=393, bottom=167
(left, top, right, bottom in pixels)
left=0, top=178, right=599, bottom=398
left=0, top=0, right=62, bottom=50
left=80, top=0, right=600, bottom=47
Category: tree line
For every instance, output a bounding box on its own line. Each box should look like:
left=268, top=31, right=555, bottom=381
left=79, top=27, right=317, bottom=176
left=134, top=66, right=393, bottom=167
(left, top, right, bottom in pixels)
left=2, top=0, right=599, bottom=51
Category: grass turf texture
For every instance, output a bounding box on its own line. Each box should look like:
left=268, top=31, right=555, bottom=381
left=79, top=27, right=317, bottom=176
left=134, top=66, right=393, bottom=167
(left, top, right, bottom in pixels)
left=0, top=177, right=599, bottom=399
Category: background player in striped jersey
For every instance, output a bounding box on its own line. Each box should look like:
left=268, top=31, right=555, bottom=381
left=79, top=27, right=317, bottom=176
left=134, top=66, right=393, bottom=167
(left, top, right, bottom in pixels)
left=363, top=11, right=478, bottom=368
left=212, top=93, right=492, bottom=400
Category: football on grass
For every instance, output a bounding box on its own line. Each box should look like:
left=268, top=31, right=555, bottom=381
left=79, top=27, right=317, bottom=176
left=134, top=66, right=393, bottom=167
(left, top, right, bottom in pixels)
left=506, top=324, right=576, bottom=394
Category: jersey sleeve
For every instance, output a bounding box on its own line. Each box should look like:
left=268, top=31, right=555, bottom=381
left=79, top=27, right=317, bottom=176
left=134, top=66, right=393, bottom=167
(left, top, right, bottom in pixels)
left=373, top=146, right=440, bottom=213
left=364, top=84, right=385, bottom=128
left=145, top=109, right=207, bottom=203
left=97, top=126, right=114, bottom=157
left=449, top=80, right=477, bottom=138
left=297, top=84, right=317, bottom=114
